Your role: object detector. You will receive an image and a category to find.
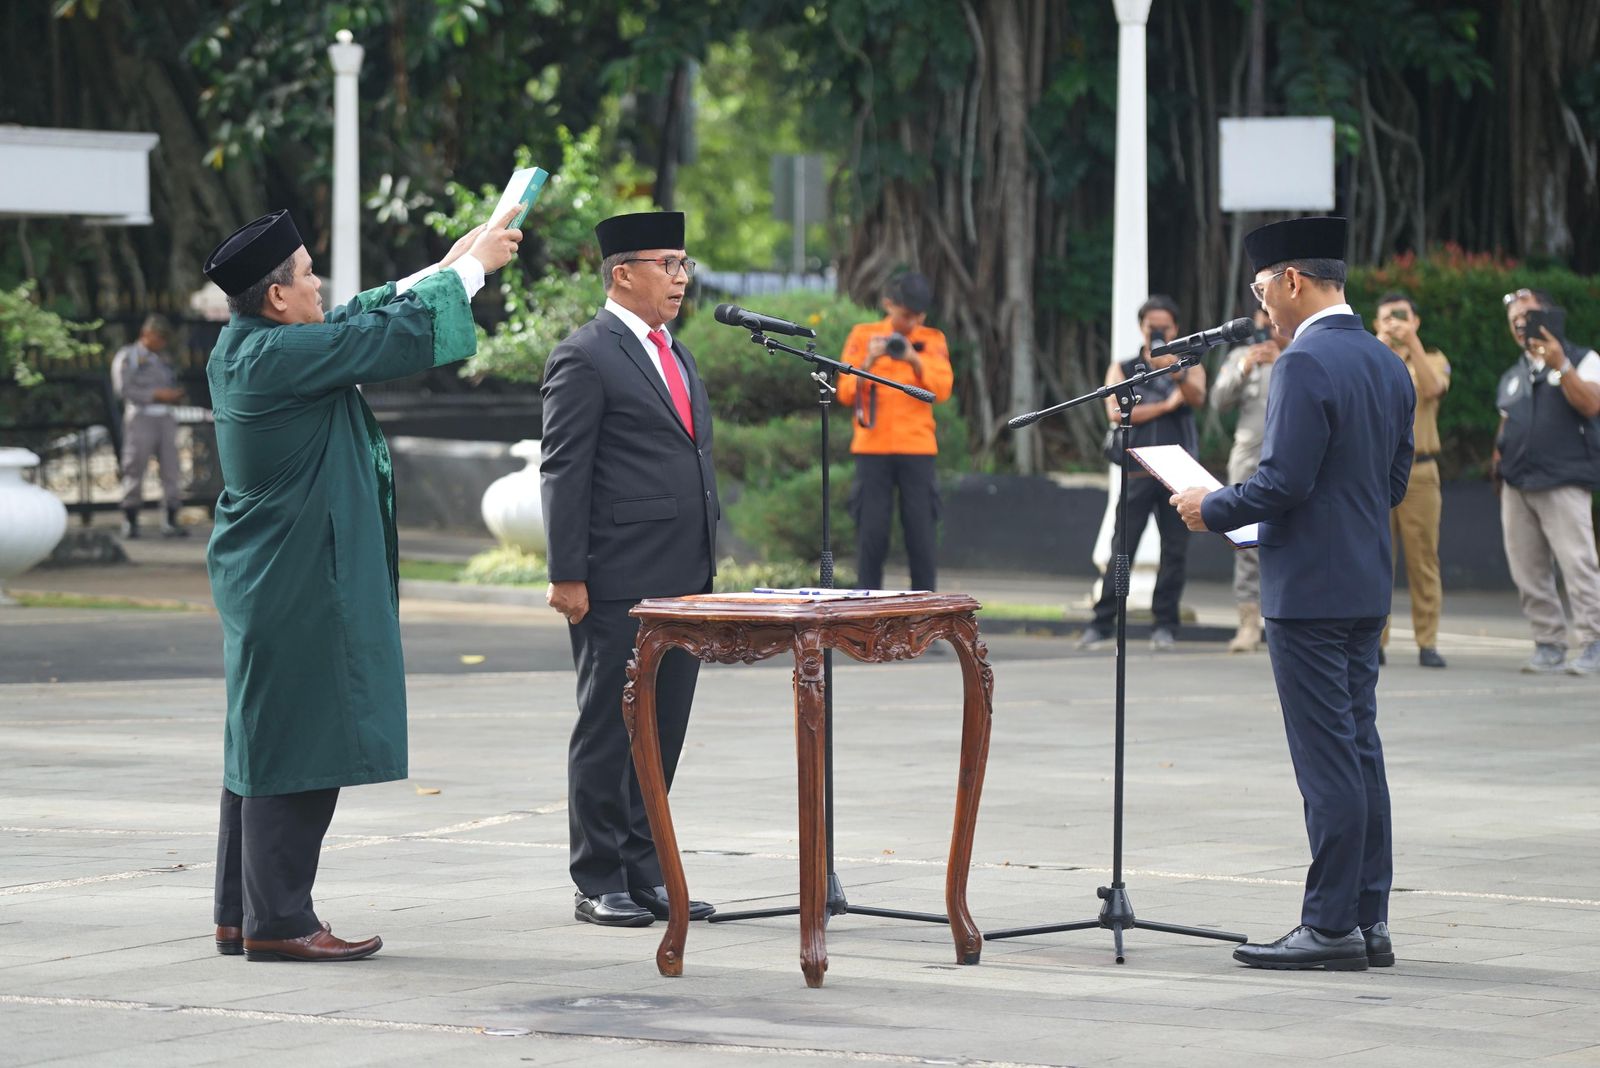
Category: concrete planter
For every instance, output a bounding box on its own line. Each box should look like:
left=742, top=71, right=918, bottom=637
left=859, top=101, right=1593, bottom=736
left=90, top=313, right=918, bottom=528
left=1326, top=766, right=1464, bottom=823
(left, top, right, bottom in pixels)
left=480, top=439, right=546, bottom=553
left=0, top=448, right=68, bottom=604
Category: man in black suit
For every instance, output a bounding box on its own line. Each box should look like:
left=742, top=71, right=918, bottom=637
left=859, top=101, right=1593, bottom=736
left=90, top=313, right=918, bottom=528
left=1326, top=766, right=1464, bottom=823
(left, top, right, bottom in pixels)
left=541, top=211, right=720, bottom=927
left=1173, top=217, right=1415, bottom=971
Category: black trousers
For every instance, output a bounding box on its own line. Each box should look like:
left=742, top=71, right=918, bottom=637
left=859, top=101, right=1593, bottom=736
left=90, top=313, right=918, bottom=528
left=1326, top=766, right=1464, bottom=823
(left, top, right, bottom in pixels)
left=851, top=454, right=940, bottom=591
left=1263, top=617, right=1392, bottom=932
left=1091, top=474, right=1190, bottom=630
left=214, top=786, right=340, bottom=940
left=567, top=598, right=701, bottom=896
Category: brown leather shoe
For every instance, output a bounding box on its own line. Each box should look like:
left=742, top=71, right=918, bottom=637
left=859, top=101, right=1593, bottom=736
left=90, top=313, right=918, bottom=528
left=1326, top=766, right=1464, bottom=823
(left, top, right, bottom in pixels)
left=244, top=923, right=381, bottom=962
left=216, top=926, right=243, bottom=956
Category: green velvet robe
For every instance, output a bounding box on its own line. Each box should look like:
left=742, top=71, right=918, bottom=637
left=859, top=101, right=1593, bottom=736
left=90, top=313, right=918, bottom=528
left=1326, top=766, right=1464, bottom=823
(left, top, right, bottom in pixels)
left=205, top=272, right=477, bottom=795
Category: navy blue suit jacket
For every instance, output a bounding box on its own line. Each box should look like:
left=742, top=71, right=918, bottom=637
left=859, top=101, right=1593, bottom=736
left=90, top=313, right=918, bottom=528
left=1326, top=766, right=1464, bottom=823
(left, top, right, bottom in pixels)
left=1201, top=312, right=1415, bottom=620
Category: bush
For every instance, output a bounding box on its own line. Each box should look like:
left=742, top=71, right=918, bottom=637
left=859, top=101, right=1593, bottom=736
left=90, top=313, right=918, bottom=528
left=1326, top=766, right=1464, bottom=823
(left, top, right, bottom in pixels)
left=676, top=289, right=879, bottom=424
left=712, top=556, right=856, bottom=592
left=731, top=461, right=856, bottom=563
left=460, top=546, right=548, bottom=586
left=1347, top=248, right=1600, bottom=476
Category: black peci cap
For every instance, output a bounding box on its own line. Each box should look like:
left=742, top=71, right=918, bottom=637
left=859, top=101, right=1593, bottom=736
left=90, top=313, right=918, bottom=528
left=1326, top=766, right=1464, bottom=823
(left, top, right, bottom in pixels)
left=595, top=211, right=685, bottom=258
left=203, top=210, right=304, bottom=296
left=1244, top=216, right=1347, bottom=274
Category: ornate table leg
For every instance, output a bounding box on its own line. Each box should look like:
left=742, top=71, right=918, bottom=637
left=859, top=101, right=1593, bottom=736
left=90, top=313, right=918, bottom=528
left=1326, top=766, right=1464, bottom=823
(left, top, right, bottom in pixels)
left=945, top=614, right=994, bottom=965
left=623, top=628, right=688, bottom=978
left=792, top=628, right=830, bottom=988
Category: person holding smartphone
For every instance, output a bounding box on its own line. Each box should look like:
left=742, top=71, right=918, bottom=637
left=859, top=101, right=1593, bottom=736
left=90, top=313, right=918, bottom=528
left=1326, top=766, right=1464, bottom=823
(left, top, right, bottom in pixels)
left=1374, top=292, right=1450, bottom=669
left=1211, top=306, right=1284, bottom=652
left=1494, top=289, right=1600, bottom=675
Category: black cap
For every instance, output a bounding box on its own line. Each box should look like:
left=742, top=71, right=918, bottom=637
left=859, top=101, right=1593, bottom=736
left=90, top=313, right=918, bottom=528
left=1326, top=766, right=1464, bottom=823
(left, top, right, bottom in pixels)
left=595, top=211, right=685, bottom=258
left=203, top=210, right=304, bottom=296
left=1244, top=216, right=1347, bottom=274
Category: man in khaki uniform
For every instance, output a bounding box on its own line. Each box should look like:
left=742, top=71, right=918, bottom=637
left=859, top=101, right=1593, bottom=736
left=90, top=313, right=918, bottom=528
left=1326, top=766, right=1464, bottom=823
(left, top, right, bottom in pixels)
left=111, top=315, right=187, bottom=538
left=1374, top=292, right=1449, bottom=668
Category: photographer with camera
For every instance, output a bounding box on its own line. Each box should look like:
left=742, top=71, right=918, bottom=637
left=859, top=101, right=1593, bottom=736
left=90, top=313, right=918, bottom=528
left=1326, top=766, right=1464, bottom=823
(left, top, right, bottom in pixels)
left=1374, top=292, right=1451, bottom=669
left=1494, top=289, right=1600, bottom=675
left=1078, top=294, right=1208, bottom=652
left=835, top=272, right=955, bottom=591
left=1210, top=306, right=1283, bottom=653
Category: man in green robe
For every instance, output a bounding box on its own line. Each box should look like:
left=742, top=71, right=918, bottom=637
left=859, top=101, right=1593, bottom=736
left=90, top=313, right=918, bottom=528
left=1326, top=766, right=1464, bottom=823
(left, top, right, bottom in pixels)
left=202, top=206, right=521, bottom=962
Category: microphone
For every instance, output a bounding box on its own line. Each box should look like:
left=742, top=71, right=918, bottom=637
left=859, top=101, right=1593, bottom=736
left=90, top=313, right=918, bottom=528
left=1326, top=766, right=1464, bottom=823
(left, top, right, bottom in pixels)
left=713, top=303, right=818, bottom=339
left=1148, top=317, right=1255, bottom=359
left=1007, top=411, right=1043, bottom=430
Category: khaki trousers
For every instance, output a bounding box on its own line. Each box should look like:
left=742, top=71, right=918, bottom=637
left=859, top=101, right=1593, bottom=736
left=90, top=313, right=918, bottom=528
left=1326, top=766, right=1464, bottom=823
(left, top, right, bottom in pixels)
left=1384, top=459, right=1443, bottom=648
left=1500, top=483, right=1600, bottom=648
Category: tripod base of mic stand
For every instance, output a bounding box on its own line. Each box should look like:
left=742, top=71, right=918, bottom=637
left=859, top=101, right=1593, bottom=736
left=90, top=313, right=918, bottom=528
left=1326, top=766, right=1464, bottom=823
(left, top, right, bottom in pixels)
left=708, top=871, right=949, bottom=927
left=984, top=884, right=1247, bottom=964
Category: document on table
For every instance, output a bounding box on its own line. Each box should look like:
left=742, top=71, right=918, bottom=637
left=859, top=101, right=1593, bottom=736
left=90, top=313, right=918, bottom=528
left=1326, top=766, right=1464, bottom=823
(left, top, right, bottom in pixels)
left=1127, top=444, right=1259, bottom=549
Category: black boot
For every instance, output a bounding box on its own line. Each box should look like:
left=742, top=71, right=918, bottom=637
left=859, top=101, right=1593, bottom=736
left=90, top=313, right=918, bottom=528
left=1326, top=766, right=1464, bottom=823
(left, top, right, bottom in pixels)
left=161, top=506, right=189, bottom=538
left=121, top=507, right=140, bottom=539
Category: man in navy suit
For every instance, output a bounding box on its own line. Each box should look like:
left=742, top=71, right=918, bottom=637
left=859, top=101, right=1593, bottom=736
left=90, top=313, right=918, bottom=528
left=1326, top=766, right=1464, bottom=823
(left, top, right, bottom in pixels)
left=1171, top=217, right=1415, bottom=971
left=542, top=211, right=720, bottom=927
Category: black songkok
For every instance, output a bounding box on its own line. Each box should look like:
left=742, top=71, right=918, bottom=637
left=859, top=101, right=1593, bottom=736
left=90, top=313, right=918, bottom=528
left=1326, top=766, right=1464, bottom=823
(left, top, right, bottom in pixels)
left=203, top=210, right=303, bottom=296
left=595, top=212, right=686, bottom=258
left=1244, top=216, right=1347, bottom=274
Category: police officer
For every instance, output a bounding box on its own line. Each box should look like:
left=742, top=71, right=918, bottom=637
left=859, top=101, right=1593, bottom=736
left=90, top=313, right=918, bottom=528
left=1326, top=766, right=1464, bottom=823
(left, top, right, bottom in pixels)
left=111, top=315, right=187, bottom=538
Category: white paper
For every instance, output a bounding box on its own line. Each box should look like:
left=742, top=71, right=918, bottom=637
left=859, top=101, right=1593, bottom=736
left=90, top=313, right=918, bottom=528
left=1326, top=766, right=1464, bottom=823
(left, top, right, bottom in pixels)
left=1126, top=444, right=1259, bottom=549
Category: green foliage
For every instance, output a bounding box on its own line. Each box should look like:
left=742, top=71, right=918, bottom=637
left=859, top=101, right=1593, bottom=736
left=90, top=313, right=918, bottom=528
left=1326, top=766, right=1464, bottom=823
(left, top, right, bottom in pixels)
left=0, top=283, right=100, bottom=389
left=460, top=545, right=548, bottom=586
left=677, top=289, right=879, bottom=424
left=1346, top=249, right=1600, bottom=475
left=425, top=127, right=652, bottom=385
left=677, top=35, right=834, bottom=270
left=716, top=412, right=850, bottom=485
left=711, top=556, right=855, bottom=593
left=730, top=462, right=857, bottom=564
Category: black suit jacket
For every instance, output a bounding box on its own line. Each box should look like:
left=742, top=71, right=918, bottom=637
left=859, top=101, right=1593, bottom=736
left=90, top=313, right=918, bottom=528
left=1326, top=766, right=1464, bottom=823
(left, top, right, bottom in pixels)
left=540, top=309, right=719, bottom=601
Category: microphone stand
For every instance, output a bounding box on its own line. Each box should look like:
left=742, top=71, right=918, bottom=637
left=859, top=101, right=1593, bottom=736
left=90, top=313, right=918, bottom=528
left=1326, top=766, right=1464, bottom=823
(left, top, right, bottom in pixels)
left=708, top=329, right=945, bottom=927
left=983, top=349, right=1248, bottom=962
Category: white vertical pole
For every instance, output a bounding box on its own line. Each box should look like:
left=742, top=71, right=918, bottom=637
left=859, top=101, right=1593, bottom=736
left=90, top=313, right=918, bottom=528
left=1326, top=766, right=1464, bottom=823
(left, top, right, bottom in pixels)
left=328, top=30, right=365, bottom=306
left=1092, top=0, right=1160, bottom=611
left=1110, top=0, right=1152, bottom=363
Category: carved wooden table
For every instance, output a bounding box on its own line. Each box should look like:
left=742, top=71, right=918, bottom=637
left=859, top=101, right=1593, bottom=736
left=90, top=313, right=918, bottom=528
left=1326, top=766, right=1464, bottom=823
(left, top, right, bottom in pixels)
left=621, top=591, right=994, bottom=988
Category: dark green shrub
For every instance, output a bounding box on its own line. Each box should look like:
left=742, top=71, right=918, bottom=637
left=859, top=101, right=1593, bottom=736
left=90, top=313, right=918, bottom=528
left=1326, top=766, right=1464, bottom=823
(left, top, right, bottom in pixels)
left=730, top=461, right=856, bottom=562
left=677, top=289, right=879, bottom=424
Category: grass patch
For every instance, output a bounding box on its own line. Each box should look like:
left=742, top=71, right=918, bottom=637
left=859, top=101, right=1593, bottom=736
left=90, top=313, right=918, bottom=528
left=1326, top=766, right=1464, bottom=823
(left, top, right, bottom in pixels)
left=6, top=591, right=197, bottom=612
left=397, top=559, right=467, bottom=583
left=978, top=600, right=1069, bottom=622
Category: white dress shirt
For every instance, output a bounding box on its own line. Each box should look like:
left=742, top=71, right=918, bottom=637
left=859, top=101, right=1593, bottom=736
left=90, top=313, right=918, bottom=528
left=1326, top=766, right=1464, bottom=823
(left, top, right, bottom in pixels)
left=1293, top=302, right=1354, bottom=341
left=604, top=297, right=686, bottom=388
left=396, top=253, right=487, bottom=299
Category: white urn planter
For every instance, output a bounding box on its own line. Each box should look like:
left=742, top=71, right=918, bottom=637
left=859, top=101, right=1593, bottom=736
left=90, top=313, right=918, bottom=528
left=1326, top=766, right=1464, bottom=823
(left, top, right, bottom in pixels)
left=0, top=448, right=69, bottom=605
left=481, top=439, right=546, bottom=554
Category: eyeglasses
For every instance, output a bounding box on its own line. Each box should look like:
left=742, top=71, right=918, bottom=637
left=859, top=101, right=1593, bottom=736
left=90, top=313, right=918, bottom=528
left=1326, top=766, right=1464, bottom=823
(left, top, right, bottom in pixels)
left=621, top=255, right=697, bottom=279
left=1502, top=288, right=1534, bottom=307
left=1249, top=271, right=1286, bottom=304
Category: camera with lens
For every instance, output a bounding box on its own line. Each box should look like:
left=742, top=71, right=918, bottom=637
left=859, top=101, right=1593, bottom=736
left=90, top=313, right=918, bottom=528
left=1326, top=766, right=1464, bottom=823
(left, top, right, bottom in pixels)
left=884, top=333, right=926, bottom=359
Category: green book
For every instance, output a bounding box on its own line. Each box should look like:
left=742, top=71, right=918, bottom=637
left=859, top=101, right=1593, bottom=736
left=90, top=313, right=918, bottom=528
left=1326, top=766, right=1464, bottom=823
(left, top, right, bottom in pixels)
left=490, top=166, right=549, bottom=230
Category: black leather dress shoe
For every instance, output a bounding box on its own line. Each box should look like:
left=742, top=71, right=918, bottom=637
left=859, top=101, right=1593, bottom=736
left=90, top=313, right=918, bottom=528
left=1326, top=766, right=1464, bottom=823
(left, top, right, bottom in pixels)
left=574, top=891, right=654, bottom=927
left=630, top=884, right=716, bottom=921
left=1419, top=647, right=1447, bottom=668
left=1362, top=921, right=1395, bottom=967
left=1233, top=925, right=1368, bottom=970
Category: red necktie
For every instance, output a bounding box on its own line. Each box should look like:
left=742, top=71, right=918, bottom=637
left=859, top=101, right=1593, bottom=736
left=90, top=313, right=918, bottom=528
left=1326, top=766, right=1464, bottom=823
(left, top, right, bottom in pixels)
left=647, top=329, right=695, bottom=439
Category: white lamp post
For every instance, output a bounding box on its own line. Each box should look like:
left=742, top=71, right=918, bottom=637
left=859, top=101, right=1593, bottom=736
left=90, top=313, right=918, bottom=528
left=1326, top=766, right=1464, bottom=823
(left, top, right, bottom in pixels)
left=1091, top=0, right=1161, bottom=613
left=328, top=30, right=364, bottom=306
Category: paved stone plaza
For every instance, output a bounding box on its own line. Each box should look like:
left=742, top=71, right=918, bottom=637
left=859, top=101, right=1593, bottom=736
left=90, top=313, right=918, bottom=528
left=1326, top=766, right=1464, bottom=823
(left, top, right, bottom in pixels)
left=3, top=558, right=1600, bottom=1066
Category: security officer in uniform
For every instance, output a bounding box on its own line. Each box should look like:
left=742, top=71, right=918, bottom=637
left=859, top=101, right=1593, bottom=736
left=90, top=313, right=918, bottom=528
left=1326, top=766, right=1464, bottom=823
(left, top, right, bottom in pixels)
left=542, top=212, right=720, bottom=927
left=111, top=315, right=188, bottom=538
left=1173, top=217, right=1415, bottom=971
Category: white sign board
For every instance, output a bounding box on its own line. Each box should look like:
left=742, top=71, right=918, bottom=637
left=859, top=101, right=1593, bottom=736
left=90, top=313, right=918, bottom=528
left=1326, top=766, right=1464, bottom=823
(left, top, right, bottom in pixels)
left=0, top=126, right=159, bottom=224
left=1218, top=117, right=1335, bottom=213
